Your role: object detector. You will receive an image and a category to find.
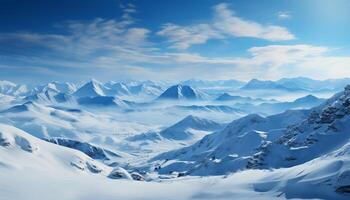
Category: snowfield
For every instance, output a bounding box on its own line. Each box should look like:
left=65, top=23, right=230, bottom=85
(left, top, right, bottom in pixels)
left=1, top=79, right=350, bottom=199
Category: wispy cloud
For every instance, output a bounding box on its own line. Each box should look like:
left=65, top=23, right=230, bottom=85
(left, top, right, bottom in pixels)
left=213, top=4, right=295, bottom=41
left=156, top=45, right=350, bottom=81
left=0, top=3, right=154, bottom=69
left=157, top=23, right=222, bottom=50
left=278, top=11, right=292, bottom=20
left=0, top=3, right=349, bottom=82
left=157, top=3, right=295, bottom=50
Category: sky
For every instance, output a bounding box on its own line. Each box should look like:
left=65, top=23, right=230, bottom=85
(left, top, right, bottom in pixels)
left=0, top=0, right=350, bottom=84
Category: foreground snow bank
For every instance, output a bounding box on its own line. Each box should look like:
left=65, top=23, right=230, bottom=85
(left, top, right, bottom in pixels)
left=1, top=126, right=350, bottom=200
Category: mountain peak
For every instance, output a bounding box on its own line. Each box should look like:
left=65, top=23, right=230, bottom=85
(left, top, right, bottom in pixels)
left=73, top=80, right=105, bottom=98
left=160, top=115, right=222, bottom=140
left=157, top=84, right=204, bottom=100
left=293, top=94, right=319, bottom=104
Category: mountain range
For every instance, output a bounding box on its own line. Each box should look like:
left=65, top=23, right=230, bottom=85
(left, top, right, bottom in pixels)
left=1, top=79, right=350, bottom=199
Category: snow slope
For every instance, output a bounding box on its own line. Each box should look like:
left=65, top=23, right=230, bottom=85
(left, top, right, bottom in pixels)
left=0, top=123, right=111, bottom=176
left=1, top=130, right=349, bottom=200
left=152, top=85, right=350, bottom=179
left=159, top=115, right=224, bottom=140
left=152, top=109, right=309, bottom=175
left=249, top=85, right=350, bottom=169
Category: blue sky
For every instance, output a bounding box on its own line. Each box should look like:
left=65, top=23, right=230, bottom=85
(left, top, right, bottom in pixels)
left=0, top=0, right=350, bottom=83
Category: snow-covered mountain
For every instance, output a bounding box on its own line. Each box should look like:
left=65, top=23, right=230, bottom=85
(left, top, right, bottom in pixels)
left=73, top=79, right=106, bottom=98
left=216, top=93, right=254, bottom=101
left=241, top=77, right=350, bottom=92
left=157, top=84, right=207, bottom=100
left=152, top=85, right=350, bottom=177
left=25, top=89, right=75, bottom=104
left=159, top=115, right=224, bottom=140
left=105, top=80, right=165, bottom=98
left=277, top=77, right=350, bottom=92
left=241, top=79, right=298, bottom=91
left=151, top=109, right=309, bottom=175
left=248, top=85, right=350, bottom=169
left=247, top=94, right=325, bottom=114
left=32, top=81, right=77, bottom=95
left=127, top=82, right=164, bottom=97
left=1, top=79, right=350, bottom=200
left=104, top=82, right=131, bottom=96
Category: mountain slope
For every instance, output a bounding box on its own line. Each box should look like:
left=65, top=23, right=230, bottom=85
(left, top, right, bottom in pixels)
left=152, top=85, right=350, bottom=176
left=0, top=123, right=110, bottom=175
left=152, top=109, right=309, bottom=175
left=159, top=115, right=223, bottom=140
left=46, top=137, right=122, bottom=160
left=105, top=82, right=131, bottom=96
left=25, top=89, right=75, bottom=104
left=33, top=81, right=76, bottom=95
left=249, top=85, right=350, bottom=169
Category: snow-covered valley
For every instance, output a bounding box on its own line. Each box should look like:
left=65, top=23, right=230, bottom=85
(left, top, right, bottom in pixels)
left=1, top=78, right=350, bottom=200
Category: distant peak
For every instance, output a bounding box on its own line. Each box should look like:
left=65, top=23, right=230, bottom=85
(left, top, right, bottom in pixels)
left=157, top=84, right=202, bottom=100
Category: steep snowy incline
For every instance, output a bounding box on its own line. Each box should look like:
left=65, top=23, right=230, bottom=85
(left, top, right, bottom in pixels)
left=152, top=85, right=350, bottom=176
left=151, top=109, right=309, bottom=175
left=249, top=85, right=350, bottom=169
